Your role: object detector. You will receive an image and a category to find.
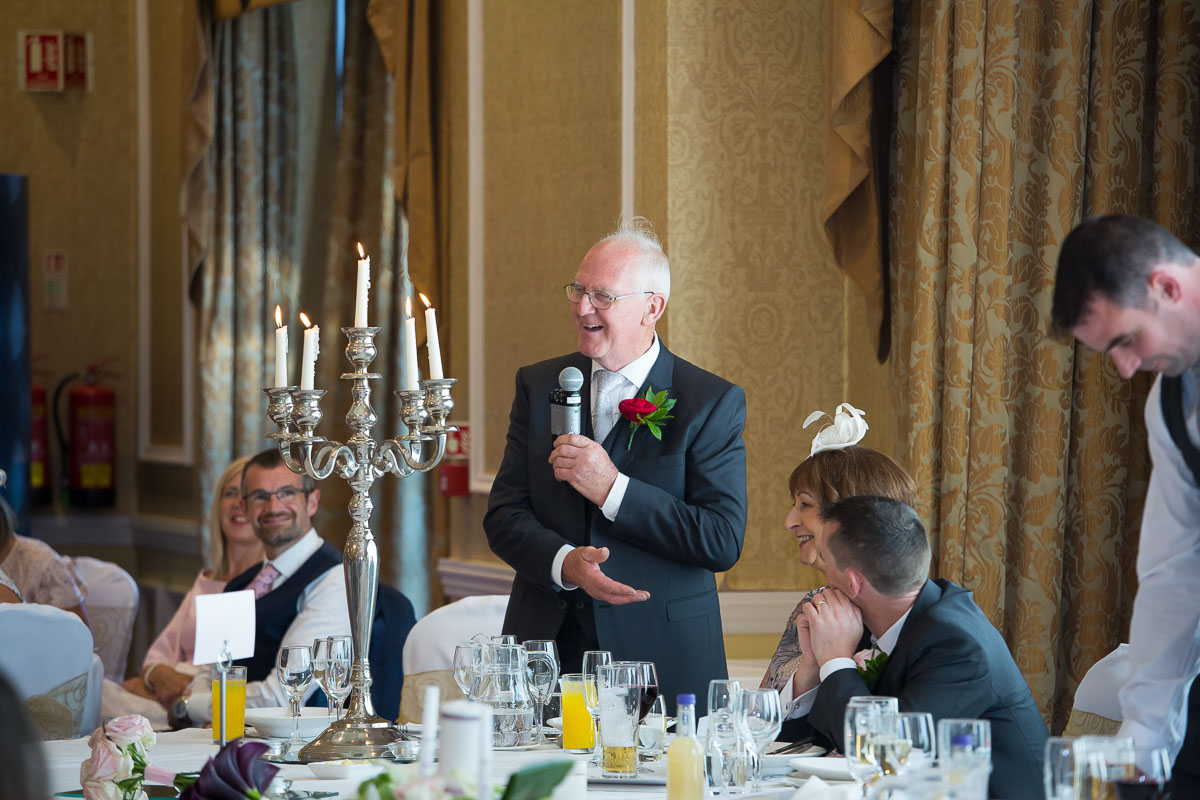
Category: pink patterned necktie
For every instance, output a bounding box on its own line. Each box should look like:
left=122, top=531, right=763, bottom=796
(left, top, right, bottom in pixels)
left=248, top=563, right=281, bottom=599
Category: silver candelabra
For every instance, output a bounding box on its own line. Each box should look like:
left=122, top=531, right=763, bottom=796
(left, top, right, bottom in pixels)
left=263, top=325, right=455, bottom=762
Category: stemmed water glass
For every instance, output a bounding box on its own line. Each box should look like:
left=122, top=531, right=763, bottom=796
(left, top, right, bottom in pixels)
left=325, top=635, right=352, bottom=721
left=896, top=711, right=936, bottom=772
left=843, top=696, right=899, bottom=790
left=277, top=645, right=313, bottom=752
left=311, top=638, right=334, bottom=716
left=733, top=688, right=782, bottom=792
left=523, top=640, right=559, bottom=744
left=453, top=643, right=477, bottom=699
left=582, top=650, right=612, bottom=766
left=707, top=679, right=742, bottom=794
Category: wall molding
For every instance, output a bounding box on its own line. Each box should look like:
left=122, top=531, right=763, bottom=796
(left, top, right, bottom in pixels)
left=466, top=0, right=492, bottom=494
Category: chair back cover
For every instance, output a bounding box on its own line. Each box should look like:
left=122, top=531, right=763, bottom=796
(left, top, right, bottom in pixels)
left=0, top=603, right=96, bottom=738
left=1063, top=643, right=1130, bottom=736
left=72, top=556, right=139, bottom=681
left=398, top=594, right=507, bottom=722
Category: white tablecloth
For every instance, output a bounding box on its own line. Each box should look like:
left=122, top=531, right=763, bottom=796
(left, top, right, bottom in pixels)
left=40, top=729, right=817, bottom=800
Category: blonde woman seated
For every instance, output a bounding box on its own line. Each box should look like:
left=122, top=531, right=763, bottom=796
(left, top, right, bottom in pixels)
left=761, top=404, right=916, bottom=718
left=111, top=456, right=263, bottom=715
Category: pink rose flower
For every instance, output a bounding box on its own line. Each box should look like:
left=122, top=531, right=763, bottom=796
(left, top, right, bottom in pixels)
left=852, top=649, right=874, bottom=670
left=82, top=779, right=124, bottom=800
left=105, top=714, right=156, bottom=754
left=85, top=737, right=136, bottom=784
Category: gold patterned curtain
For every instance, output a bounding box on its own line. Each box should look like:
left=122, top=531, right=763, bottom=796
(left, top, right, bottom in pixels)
left=891, top=0, right=1200, bottom=732
left=308, top=0, right=441, bottom=614
left=188, top=1, right=300, bottom=553
left=823, top=0, right=894, bottom=360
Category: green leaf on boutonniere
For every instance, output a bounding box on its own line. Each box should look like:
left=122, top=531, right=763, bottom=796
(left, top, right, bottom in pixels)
left=856, top=650, right=888, bottom=688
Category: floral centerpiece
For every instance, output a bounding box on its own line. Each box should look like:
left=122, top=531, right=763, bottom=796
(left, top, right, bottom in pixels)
left=80, top=716, right=277, bottom=800
left=357, top=761, right=572, bottom=800
left=80, top=715, right=196, bottom=800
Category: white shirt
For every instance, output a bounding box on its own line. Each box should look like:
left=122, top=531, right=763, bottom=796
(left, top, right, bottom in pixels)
left=1117, top=371, right=1200, bottom=761
left=550, top=336, right=662, bottom=590
left=186, top=528, right=350, bottom=722
left=782, top=607, right=911, bottom=720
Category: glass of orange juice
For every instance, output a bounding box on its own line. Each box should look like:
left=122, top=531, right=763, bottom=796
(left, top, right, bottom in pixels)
left=560, top=673, right=595, bottom=753
left=212, top=666, right=247, bottom=741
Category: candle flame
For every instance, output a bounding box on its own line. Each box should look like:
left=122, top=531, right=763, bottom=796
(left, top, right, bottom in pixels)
left=299, top=312, right=312, bottom=328
left=274, top=305, right=282, bottom=327
left=419, top=292, right=432, bottom=309
left=357, top=242, right=365, bottom=259
left=405, top=297, right=413, bottom=318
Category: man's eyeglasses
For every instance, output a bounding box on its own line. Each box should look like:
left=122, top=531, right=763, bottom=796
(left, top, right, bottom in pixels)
left=245, top=486, right=310, bottom=506
left=563, top=283, right=653, bottom=310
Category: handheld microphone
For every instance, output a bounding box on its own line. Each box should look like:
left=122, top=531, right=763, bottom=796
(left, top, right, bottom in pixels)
left=550, top=366, right=584, bottom=436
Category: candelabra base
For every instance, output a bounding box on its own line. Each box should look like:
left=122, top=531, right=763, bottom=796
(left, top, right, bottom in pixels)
left=297, top=714, right=403, bottom=762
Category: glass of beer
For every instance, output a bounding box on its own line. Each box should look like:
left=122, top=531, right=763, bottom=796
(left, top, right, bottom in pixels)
left=596, top=663, right=640, bottom=778
left=212, top=665, right=247, bottom=741
left=560, top=673, right=595, bottom=753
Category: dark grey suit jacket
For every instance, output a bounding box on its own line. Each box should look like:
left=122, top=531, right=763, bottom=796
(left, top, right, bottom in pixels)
left=483, top=346, right=748, bottom=714
left=803, top=579, right=1048, bottom=799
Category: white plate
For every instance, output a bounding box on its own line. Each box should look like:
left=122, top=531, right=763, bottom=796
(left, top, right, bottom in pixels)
left=308, top=760, right=387, bottom=780
left=244, top=707, right=332, bottom=739
left=787, top=756, right=852, bottom=781
left=763, top=752, right=820, bottom=776
left=546, top=717, right=564, bottom=731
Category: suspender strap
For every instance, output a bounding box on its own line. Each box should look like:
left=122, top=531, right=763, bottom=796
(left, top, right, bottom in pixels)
left=1160, top=375, right=1200, bottom=488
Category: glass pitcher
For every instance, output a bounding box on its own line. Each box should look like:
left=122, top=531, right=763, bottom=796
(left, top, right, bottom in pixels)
left=472, top=642, right=554, bottom=747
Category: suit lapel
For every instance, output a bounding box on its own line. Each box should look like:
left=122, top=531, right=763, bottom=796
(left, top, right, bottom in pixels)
left=608, top=347, right=675, bottom=472
left=876, top=580, right=940, bottom=688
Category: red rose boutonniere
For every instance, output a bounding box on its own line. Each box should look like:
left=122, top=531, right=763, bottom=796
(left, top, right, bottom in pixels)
left=618, top=386, right=675, bottom=450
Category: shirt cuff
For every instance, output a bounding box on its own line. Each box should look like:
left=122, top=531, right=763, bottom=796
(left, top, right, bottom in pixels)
left=551, top=544, right=577, bottom=591
left=785, top=685, right=819, bottom=720
left=600, top=472, right=630, bottom=520
left=819, top=658, right=858, bottom=682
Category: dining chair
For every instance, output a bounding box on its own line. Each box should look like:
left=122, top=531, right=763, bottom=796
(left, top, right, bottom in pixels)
left=0, top=603, right=99, bottom=738
left=1063, top=643, right=1129, bottom=736
left=72, top=556, right=139, bottom=681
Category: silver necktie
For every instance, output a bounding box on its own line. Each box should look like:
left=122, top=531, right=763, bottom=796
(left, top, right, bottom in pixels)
left=591, top=369, right=625, bottom=443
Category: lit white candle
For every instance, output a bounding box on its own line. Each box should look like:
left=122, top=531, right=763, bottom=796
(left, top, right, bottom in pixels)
left=354, top=242, right=370, bottom=327
left=404, top=297, right=419, bottom=390
left=273, top=305, right=288, bottom=387
left=419, top=292, right=443, bottom=379
left=300, top=312, right=320, bottom=390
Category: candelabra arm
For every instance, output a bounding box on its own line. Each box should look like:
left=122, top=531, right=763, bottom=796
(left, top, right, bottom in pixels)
left=396, top=435, right=448, bottom=473
left=376, top=441, right=416, bottom=478
left=306, top=441, right=356, bottom=481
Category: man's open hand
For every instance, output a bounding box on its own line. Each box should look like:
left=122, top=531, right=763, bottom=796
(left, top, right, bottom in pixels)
left=562, top=546, right=650, bottom=605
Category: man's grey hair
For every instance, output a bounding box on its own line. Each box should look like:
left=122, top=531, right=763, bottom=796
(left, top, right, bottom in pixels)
left=598, top=216, right=671, bottom=300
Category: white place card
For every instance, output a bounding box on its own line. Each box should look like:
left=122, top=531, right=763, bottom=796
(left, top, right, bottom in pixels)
left=193, top=590, right=256, bottom=665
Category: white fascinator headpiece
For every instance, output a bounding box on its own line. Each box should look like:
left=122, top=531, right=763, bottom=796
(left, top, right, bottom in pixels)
left=803, top=403, right=869, bottom=456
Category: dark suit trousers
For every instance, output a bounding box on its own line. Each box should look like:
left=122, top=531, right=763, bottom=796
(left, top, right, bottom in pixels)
left=1172, top=677, right=1200, bottom=794
left=555, top=590, right=599, bottom=674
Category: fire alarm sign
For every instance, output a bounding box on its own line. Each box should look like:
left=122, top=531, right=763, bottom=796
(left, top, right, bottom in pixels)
left=19, top=30, right=65, bottom=92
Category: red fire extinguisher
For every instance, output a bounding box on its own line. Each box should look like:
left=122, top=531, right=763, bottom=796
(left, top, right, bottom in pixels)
left=29, top=370, right=52, bottom=507
left=53, top=359, right=118, bottom=509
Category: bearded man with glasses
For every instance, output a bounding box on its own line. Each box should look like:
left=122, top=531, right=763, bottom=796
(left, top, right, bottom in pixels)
left=167, top=447, right=352, bottom=728
left=485, top=217, right=748, bottom=715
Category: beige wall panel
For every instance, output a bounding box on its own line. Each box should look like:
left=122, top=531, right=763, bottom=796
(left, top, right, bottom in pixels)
left=481, top=1, right=623, bottom=476
left=0, top=0, right=139, bottom=513
left=148, top=0, right=185, bottom=450
left=664, top=0, right=839, bottom=591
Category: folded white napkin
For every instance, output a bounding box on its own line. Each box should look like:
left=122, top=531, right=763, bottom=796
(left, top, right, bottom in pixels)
left=790, top=776, right=858, bottom=799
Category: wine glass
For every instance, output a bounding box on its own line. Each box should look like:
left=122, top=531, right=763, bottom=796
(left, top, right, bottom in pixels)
left=1093, top=743, right=1171, bottom=800
left=325, top=635, right=352, bottom=721
left=706, top=679, right=742, bottom=794
left=896, top=711, right=936, bottom=772
left=582, top=650, right=612, bottom=766
left=733, top=688, right=782, bottom=792
left=452, top=643, right=477, bottom=699
left=276, top=645, right=313, bottom=752
left=1044, top=736, right=1080, bottom=800
left=523, top=640, right=559, bottom=744
left=311, top=638, right=333, bottom=716
left=843, top=696, right=898, bottom=790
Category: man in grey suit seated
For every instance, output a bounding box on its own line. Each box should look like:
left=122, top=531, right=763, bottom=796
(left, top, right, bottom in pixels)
left=790, top=496, right=1047, bottom=799
left=484, top=217, right=748, bottom=714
